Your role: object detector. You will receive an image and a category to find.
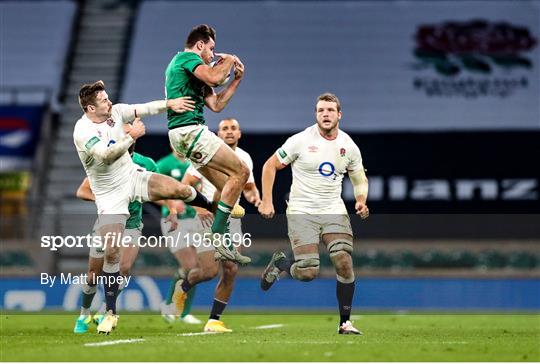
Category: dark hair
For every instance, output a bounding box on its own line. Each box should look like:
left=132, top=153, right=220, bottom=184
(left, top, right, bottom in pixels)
left=185, top=24, right=216, bottom=48
left=316, top=92, right=341, bottom=112
left=79, top=80, right=105, bottom=112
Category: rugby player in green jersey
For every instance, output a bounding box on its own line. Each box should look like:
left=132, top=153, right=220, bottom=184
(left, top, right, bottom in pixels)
left=164, top=25, right=251, bottom=276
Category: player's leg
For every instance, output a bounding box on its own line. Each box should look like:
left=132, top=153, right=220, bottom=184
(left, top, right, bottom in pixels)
left=172, top=249, right=219, bottom=315
left=162, top=247, right=200, bottom=324
left=169, top=126, right=249, bottom=263
left=197, top=163, right=250, bottom=264
left=260, top=214, right=320, bottom=290
left=198, top=144, right=249, bottom=232
left=146, top=173, right=212, bottom=211
left=160, top=216, right=200, bottom=322
left=73, top=253, right=103, bottom=334
left=95, top=219, right=124, bottom=334
left=321, top=214, right=361, bottom=335
left=203, top=259, right=237, bottom=333
left=204, top=219, right=243, bottom=332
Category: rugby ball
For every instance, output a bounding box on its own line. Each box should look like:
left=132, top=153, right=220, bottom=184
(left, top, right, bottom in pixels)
left=210, top=60, right=231, bottom=87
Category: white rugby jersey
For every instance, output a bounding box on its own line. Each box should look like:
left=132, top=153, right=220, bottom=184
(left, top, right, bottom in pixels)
left=188, top=146, right=255, bottom=202
left=276, top=124, right=364, bottom=214
left=73, top=104, right=139, bottom=197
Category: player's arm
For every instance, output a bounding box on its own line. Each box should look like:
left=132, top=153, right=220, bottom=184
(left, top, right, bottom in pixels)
left=258, top=154, right=287, bottom=219
left=76, top=178, right=95, bottom=201
left=88, top=119, right=144, bottom=165
left=203, top=56, right=244, bottom=112
left=193, top=54, right=236, bottom=87
left=349, top=167, right=369, bottom=219
left=115, top=98, right=195, bottom=124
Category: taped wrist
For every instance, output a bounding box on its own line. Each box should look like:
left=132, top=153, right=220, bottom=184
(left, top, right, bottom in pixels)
left=349, top=168, right=368, bottom=199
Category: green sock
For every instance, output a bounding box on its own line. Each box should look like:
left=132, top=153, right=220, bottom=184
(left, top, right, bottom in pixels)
left=180, top=285, right=196, bottom=318
left=165, top=271, right=181, bottom=305
left=211, top=201, right=232, bottom=234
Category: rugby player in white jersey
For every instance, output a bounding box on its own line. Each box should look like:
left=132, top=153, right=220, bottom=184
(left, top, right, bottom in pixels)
left=258, top=93, right=369, bottom=335
left=176, top=118, right=260, bottom=332
left=73, top=80, right=213, bottom=334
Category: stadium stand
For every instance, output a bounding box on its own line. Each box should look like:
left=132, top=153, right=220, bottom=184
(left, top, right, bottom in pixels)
left=0, top=1, right=76, bottom=105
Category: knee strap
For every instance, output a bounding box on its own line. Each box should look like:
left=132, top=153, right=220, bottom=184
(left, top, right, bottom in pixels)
left=327, top=239, right=353, bottom=258
left=292, top=253, right=320, bottom=269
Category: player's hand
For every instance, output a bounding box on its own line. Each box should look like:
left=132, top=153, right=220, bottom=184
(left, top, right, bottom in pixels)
left=252, top=197, right=262, bottom=208
left=355, top=201, right=369, bottom=219
left=128, top=118, right=146, bottom=139
left=167, top=96, right=195, bottom=113
left=164, top=213, right=179, bottom=233
left=214, top=53, right=234, bottom=62
left=233, top=56, right=245, bottom=80
left=197, top=208, right=214, bottom=229
left=258, top=200, right=275, bottom=219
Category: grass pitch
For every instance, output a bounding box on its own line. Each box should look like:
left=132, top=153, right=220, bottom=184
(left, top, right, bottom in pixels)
left=1, top=312, right=539, bottom=361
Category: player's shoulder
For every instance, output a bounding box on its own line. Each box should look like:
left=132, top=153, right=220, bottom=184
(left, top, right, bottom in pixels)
left=289, top=125, right=315, bottom=141
left=73, top=115, right=92, bottom=136
left=338, top=129, right=360, bottom=148
left=177, top=51, right=203, bottom=64
left=111, top=103, right=130, bottom=119
left=235, top=146, right=253, bottom=164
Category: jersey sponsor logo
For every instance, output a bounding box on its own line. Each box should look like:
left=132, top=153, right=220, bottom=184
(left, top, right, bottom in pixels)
left=308, top=145, right=318, bottom=153
left=278, top=149, right=287, bottom=159
left=106, top=118, right=115, bottom=127
left=318, top=162, right=336, bottom=177
left=85, top=136, right=100, bottom=150
left=340, top=148, right=346, bottom=157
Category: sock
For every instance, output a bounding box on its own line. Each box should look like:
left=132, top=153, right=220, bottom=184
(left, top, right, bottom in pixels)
left=211, top=201, right=232, bottom=235
left=209, top=298, right=227, bottom=320
left=165, top=271, right=181, bottom=305
left=80, top=283, right=97, bottom=315
left=185, top=187, right=213, bottom=211
left=98, top=302, right=107, bottom=314
left=103, top=271, right=120, bottom=314
left=276, top=256, right=292, bottom=273
left=180, top=286, right=197, bottom=318
left=336, top=280, right=355, bottom=325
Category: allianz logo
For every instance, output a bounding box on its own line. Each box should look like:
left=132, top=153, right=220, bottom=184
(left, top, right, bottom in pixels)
left=343, top=177, right=538, bottom=201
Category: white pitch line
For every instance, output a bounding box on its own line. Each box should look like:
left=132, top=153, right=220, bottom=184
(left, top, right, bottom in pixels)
left=177, top=332, right=221, bottom=336
left=84, top=338, right=145, bottom=347
left=254, top=324, right=284, bottom=329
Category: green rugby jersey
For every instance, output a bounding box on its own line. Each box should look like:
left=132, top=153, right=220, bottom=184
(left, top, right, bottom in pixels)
left=165, top=52, right=206, bottom=129
left=156, top=153, right=197, bottom=219
left=126, top=152, right=158, bottom=229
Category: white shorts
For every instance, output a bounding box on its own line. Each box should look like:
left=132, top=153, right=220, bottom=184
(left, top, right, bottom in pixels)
left=161, top=216, right=242, bottom=254
left=94, top=167, right=153, bottom=228
left=168, top=125, right=224, bottom=169
left=89, top=226, right=142, bottom=259
left=286, top=211, right=352, bottom=249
